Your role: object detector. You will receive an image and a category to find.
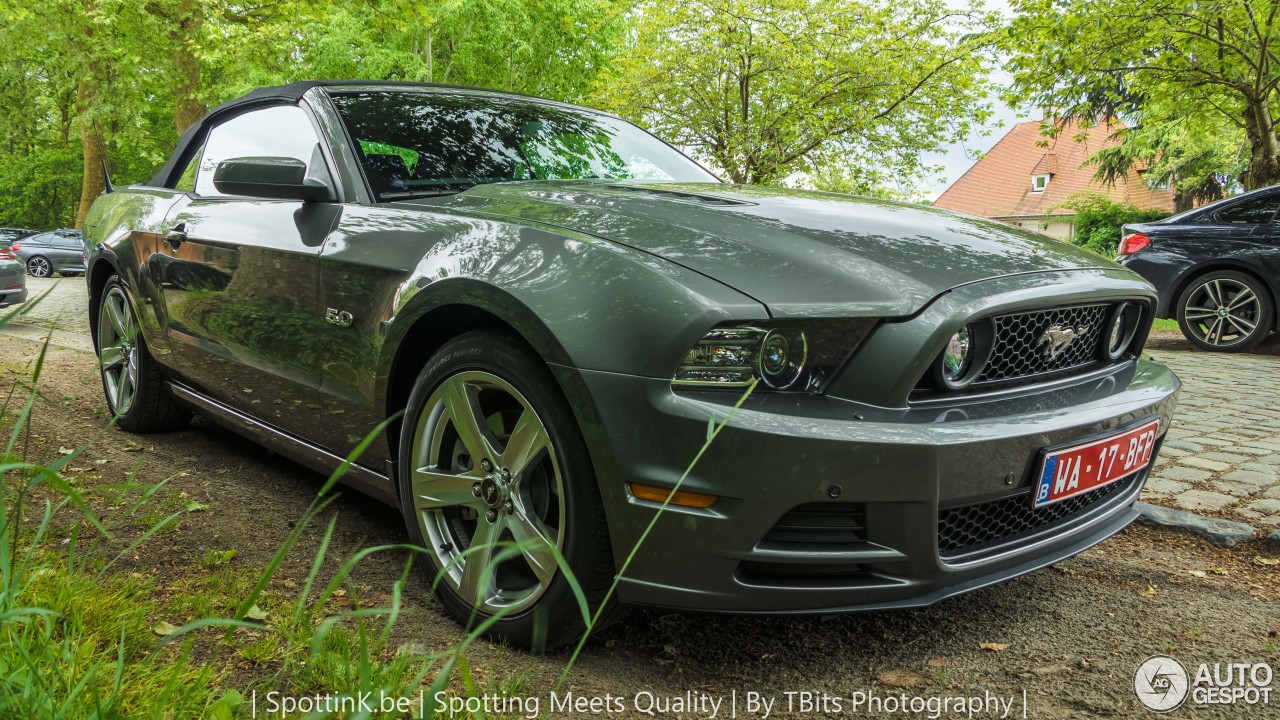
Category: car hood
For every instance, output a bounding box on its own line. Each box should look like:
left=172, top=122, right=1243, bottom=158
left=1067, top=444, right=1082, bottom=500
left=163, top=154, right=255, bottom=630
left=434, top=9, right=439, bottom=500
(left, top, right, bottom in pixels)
left=433, top=181, right=1116, bottom=317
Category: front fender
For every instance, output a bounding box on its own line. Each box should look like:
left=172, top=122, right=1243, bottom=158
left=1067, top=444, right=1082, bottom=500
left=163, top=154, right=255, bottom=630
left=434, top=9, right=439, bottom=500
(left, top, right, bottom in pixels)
left=322, top=204, right=766, bottom=411
left=82, top=187, right=186, bottom=356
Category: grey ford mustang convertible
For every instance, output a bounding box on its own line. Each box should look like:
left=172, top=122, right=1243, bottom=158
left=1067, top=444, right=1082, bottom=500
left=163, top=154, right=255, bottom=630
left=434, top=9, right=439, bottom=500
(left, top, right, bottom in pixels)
left=84, top=81, right=1180, bottom=649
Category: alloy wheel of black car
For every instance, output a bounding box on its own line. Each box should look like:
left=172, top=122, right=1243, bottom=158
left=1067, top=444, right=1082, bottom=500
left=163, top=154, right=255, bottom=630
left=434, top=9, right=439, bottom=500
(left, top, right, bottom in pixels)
left=1176, top=270, right=1274, bottom=352
left=398, top=330, right=618, bottom=650
left=95, top=277, right=192, bottom=432
left=26, top=256, right=50, bottom=277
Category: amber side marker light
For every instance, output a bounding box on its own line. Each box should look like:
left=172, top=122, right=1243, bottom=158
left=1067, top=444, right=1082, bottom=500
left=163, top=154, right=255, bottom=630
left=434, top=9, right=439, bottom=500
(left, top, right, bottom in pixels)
left=629, top=482, right=718, bottom=508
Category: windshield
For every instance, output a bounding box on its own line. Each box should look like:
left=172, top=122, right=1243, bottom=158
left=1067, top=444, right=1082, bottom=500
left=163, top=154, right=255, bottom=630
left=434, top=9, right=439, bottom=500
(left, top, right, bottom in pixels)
left=328, top=91, right=718, bottom=200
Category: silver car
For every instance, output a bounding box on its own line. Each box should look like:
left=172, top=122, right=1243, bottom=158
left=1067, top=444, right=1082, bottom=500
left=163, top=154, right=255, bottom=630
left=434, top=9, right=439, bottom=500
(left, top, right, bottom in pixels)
left=0, top=246, right=27, bottom=308
left=12, top=230, right=85, bottom=277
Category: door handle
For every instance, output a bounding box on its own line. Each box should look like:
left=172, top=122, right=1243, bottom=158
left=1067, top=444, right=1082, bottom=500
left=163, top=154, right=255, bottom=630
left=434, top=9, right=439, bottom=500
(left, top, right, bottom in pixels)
left=164, top=226, right=186, bottom=251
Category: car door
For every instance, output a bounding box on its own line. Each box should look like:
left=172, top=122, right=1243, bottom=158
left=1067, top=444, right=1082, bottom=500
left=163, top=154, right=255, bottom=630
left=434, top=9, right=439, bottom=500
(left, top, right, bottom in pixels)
left=150, top=104, right=340, bottom=436
left=1241, top=197, right=1280, bottom=293
left=1161, top=192, right=1278, bottom=267
left=54, top=232, right=82, bottom=271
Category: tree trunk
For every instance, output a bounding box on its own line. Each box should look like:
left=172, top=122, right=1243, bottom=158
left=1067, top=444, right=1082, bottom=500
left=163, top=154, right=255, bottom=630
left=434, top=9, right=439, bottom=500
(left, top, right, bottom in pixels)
left=1173, top=189, right=1195, bottom=213
left=74, top=0, right=108, bottom=229
left=75, top=80, right=105, bottom=229
left=1241, top=99, right=1280, bottom=189
left=172, top=0, right=206, bottom=134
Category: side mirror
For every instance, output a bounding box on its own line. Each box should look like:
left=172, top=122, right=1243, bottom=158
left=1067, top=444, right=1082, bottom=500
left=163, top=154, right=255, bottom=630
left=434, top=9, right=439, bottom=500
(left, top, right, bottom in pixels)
left=212, top=153, right=336, bottom=202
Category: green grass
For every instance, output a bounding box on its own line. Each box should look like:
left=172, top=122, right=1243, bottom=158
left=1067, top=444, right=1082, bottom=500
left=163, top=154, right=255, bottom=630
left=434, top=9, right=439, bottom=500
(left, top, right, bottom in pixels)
left=1, top=291, right=757, bottom=718
left=200, top=549, right=237, bottom=568
left=1151, top=318, right=1179, bottom=332
left=1, top=553, right=228, bottom=717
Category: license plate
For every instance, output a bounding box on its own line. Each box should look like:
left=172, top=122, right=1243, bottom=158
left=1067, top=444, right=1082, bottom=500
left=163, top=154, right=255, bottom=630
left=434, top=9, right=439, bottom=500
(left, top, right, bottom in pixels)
left=1033, top=419, right=1160, bottom=508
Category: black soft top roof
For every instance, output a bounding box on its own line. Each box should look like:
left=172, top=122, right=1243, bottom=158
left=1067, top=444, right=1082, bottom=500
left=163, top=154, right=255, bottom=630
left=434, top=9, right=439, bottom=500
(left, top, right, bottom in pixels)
left=148, top=80, right=560, bottom=187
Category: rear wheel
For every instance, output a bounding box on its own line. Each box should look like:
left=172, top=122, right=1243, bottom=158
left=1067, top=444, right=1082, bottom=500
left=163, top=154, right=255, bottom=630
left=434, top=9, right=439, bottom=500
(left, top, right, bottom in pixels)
left=26, top=256, right=50, bottom=277
left=398, top=330, right=618, bottom=650
left=96, top=277, right=191, bottom=432
left=1176, top=270, right=1273, bottom=352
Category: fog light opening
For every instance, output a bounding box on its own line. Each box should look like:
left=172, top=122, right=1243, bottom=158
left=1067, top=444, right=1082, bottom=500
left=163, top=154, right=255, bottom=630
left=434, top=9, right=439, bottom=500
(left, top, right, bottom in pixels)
left=1100, top=302, right=1140, bottom=361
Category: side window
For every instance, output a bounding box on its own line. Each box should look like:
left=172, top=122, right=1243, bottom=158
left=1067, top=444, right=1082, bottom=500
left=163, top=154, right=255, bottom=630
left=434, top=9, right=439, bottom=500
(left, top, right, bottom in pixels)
left=1217, top=195, right=1279, bottom=224
left=174, top=145, right=203, bottom=192
left=194, top=105, right=322, bottom=197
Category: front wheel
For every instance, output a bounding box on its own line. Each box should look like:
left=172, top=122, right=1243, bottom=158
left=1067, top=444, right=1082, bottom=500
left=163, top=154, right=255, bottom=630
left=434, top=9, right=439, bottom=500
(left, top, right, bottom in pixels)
left=26, top=256, right=51, bottom=277
left=1176, top=270, right=1273, bottom=352
left=96, top=277, right=191, bottom=432
left=398, top=330, right=618, bottom=650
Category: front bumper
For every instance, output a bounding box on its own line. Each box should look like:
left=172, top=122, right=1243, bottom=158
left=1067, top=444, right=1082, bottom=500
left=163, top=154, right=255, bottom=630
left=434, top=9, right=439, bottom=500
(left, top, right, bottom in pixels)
left=566, top=357, right=1179, bottom=614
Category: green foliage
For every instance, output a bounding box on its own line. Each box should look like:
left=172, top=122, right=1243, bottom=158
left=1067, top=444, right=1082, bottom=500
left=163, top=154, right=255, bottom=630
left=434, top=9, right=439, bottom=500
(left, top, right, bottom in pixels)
left=594, top=0, right=996, bottom=188
left=1002, top=0, right=1280, bottom=192
left=0, top=147, right=82, bottom=230
left=0, top=0, right=1000, bottom=223
left=1052, top=192, right=1169, bottom=256
left=0, top=0, right=626, bottom=231
left=295, top=0, right=626, bottom=103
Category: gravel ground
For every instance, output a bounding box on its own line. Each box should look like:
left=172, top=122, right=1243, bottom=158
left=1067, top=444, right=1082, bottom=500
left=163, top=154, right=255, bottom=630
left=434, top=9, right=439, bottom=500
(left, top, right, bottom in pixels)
left=2, top=328, right=1278, bottom=718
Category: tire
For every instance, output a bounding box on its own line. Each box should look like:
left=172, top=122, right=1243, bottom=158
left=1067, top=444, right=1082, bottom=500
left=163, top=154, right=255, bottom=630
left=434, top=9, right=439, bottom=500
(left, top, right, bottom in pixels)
left=1176, top=270, right=1274, bottom=352
left=96, top=276, right=192, bottom=432
left=397, top=330, right=619, bottom=650
left=26, top=256, right=51, bottom=277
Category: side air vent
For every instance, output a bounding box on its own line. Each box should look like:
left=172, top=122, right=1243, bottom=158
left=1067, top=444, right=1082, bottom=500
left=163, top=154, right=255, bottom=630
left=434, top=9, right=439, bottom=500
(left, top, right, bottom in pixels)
left=761, top=502, right=867, bottom=545
left=739, top=502, right=905, bottom=589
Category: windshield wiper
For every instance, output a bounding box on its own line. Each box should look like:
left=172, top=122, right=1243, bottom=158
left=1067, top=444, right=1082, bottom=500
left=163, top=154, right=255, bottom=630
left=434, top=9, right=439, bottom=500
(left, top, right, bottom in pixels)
left=380, top=187, right=472, bottom=201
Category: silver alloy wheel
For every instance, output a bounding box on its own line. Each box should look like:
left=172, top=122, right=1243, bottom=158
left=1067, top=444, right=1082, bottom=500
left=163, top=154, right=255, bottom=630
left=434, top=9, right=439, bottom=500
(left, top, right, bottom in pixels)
left=1182, top=277, right=1263, bottom=347
left=410, top=370, right=566, bottom=615
left=98, top=286, right=140, bottom=416
left=27, top=257, right=50, bottom=277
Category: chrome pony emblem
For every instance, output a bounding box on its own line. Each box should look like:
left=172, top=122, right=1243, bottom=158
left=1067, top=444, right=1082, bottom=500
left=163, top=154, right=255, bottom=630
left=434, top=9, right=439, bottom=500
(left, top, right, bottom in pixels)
left=1038, top=324, right=1090, bottom=360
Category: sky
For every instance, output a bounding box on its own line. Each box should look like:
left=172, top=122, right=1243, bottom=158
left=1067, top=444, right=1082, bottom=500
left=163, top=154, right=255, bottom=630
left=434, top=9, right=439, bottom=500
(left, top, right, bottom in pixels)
left=917, top=0, right=1026, bottom=200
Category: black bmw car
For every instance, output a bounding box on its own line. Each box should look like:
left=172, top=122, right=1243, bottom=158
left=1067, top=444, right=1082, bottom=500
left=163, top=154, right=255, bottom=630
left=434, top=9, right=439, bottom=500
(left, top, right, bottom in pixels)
left=1120, top=187, right=1280, bottom=351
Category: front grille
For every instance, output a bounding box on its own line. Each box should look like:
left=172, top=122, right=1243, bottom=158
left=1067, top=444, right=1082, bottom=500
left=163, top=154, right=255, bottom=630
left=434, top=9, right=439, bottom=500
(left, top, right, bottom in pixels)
left=938, top=471, right=1141, bottom=561
left=977, top=304, right=1110, bottom=384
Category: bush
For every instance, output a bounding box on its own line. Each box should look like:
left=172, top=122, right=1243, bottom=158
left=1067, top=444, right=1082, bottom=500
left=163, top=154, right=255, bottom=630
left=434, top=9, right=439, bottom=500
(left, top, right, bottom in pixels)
left=1052, top=192, right=1170, bottom=257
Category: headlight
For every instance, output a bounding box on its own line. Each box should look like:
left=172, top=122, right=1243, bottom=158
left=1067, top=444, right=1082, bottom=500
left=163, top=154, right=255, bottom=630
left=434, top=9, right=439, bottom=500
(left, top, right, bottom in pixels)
left=1100, top=302, right=1141, bottom=361
left=673, top=320, right=872, bottom=392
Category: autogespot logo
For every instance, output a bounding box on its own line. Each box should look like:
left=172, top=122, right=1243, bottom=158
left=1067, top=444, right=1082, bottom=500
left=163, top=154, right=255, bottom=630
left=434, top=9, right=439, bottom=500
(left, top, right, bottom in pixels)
left=1135, top=655, right=1190, bottom=712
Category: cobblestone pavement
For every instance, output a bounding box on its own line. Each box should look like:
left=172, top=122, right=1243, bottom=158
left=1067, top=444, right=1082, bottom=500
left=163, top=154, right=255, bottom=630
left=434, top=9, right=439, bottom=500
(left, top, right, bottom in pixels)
left=1143, top=334, right=1280, bottom=529
left=7, top=275, right=90, bottom=335
left=5, top=277, right=1278, bottom=527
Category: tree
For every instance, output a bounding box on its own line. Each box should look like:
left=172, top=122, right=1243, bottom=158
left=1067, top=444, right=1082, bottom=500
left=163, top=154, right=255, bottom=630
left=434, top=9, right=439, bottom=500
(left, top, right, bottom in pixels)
left=1086, top=115, right=1240, bottom=212
left=0, top=0, right=628, bottom=230
left=593, top=0, right=995, bottom=187
left=1, top=0, right=181, bottom=227
left=293, top=0, right=626, bottom=103
left=1004, top=0, right=1280, bottom=191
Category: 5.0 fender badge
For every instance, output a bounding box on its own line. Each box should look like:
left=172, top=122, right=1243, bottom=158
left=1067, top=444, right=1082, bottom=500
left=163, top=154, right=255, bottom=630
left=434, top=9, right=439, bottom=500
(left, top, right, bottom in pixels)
left=325, top=308, right=354, bottom=327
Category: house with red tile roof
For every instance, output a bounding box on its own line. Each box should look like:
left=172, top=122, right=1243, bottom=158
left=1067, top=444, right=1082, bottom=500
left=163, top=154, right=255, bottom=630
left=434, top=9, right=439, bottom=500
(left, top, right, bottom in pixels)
left=934, top=117, right=1175, bottom=240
